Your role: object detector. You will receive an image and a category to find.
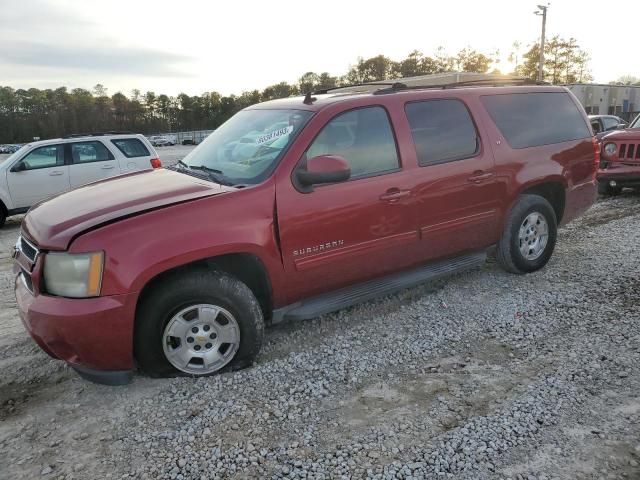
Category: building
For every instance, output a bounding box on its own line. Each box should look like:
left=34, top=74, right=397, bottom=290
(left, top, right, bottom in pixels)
left=565, top=83, right=640, bottom=121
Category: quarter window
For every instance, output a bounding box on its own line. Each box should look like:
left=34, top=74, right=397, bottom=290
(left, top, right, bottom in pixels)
left=405, top=99, right=479, bottom=166
left=16, top=145, right=64, bottom=170
left=70, top=141, right=114, bottom=164
left=305, top=106, right=399, bottom=178
left=111, top=138, right=150, bottom=158
left=481, top=92, right=591, bottom=149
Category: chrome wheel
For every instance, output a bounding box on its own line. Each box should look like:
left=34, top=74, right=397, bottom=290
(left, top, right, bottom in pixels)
left=162, top=304, right=240, bottom=375
left=518, top=212, right=549, bottom=261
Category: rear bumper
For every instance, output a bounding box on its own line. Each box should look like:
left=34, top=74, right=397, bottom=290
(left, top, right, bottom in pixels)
left=16, top=275, right=137, bottom=376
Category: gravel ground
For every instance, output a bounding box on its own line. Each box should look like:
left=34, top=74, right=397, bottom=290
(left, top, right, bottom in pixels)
left=1, top=188, right=639, bottom=480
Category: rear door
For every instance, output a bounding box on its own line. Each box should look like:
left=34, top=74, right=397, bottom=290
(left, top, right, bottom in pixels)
left=68, top=140, right=119, bottom=188
left=7, top=144, right=70, bottom=208
left=405, top=98, right=500, bottom=260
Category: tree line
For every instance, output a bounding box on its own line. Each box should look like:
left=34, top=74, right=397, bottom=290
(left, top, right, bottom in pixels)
left=0, top=37, right=622, bottom=144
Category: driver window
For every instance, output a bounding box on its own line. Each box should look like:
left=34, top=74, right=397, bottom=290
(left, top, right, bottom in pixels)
left=16, top=145, right=64, bottom=171
left=603, top=117, right=619, bottom=131
left=306, top=106, right=399, bottom=178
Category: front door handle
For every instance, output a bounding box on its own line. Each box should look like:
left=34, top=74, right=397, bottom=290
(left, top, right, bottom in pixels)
left=101, top=165, right=115, bottom=170
left=467, top=171, right=494, bottom=183
left=379, top=188, right=411, bottom=202
left=49, top=170, right=64, bottom=176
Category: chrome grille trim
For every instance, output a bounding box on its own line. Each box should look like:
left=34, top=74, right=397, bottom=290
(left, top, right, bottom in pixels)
left=20, top=268, right=34, bottom=293
left=18, top=235, right=39, bottom=263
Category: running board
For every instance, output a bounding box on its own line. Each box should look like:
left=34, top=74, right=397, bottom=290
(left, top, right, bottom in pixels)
left=272, top=251, right=486, bottom=324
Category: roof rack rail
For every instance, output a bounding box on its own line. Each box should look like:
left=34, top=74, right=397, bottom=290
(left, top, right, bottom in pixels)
left=314, top=81, right=399, bottom=95
left=318, top=74, right=549, bottom=96
left=62, top=131, right=133, bottom=139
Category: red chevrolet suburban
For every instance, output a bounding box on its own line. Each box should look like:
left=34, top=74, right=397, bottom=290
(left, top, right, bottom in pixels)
left=598, top=113, right=640, bottom=195
left=14, top=78, right=598, bottom=385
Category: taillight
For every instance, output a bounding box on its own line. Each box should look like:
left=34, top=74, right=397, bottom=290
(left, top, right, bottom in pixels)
left=592, top=137, right=600, bottom=176
left=150, top=158, right=162, bottom=169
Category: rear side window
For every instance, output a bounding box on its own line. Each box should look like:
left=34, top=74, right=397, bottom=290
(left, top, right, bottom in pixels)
left=405, top=99, right=479, bottom=166
left=111, top=138, right=150, bottom=158
left=305, top=106, right=399, bottom=178
left=70, top=141, right=115, bottom=164
left=481, top=92, right=590, bottom=149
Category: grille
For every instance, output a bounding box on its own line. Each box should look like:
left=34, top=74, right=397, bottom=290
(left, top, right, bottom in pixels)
left=20, top=268, right=34, bottom=293
left=19, top=235, right=39, bottom=262
left=618, top=143, right=640, bottom=160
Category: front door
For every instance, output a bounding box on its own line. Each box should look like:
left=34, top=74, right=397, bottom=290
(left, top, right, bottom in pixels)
left=405, top=98, right=500, bottom=260
left=68, top=140, right=120, bottom=188
left=7, top=144, right=70, bottom=209
left=276, top=106, right=420, bottom=302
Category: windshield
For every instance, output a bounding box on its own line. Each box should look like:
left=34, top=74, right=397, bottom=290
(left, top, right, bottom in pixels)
left=181, top=109, right=313, bottom=185
left=630, top=114, right=640, bottom=129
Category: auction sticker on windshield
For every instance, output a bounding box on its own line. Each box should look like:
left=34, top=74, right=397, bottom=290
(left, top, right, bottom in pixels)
left=256, top=125, right=293, bottom=145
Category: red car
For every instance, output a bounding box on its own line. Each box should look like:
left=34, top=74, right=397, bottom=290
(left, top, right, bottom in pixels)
left=14, top=79, right=598, bottom=385
left=598, top=114, right=640, bottom=195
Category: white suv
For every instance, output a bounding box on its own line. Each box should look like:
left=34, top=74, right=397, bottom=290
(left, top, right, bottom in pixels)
left=0, top=133, right=161, bottom=227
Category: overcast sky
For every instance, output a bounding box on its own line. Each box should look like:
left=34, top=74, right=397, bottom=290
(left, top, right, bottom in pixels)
left=1, top=0, right=638, bottom=97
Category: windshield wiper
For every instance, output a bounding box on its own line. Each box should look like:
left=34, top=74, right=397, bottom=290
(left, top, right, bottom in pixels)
left=189, top=165, right=232, bottom=186
left=177, top=159, right=189, bottom=169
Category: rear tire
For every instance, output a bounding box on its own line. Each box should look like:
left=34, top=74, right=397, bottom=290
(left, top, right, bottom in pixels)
left=496, top=194, right=557, bottom=274
left=0, top=210, right=5, bottom=228
left=135, top=269, right=264, bottom=378
left=598, top=182, right=622, bottom=196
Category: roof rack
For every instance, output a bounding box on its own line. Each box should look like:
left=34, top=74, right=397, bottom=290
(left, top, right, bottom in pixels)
left=316, top=73, right=548, bottom=96
left=62, top=131, right=133, bottom=139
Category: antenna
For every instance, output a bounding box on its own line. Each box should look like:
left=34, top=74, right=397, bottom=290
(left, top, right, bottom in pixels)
left=303, top=91, right=317, bottom=105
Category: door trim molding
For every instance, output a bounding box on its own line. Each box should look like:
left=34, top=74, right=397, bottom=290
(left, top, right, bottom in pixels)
left=420, top=209, right=497, bottom=237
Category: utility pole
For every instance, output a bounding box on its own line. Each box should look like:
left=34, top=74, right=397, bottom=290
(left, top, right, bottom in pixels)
left=534, top=4, right=549, bottom=83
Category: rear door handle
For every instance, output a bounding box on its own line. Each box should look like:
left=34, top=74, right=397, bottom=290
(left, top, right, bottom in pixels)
left=49, top=171, right=64, bottom=176
left=101, top=165, right=115, bottom=170
left=467, top=171, right=495, bottom=183
left=379, top=188, right=411, bottom=202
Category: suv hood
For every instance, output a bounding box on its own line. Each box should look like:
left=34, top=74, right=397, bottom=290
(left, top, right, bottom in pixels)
left=23, top=168, right=235, bottom=250
left=602, top=129, right=640, bottom=141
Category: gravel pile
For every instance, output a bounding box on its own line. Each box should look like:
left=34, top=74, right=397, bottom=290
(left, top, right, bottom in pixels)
left=1, top=194, right=639, bottom=480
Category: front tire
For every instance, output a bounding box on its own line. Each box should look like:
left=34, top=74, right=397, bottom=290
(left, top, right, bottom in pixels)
left=496, top=194, right=557, bottom=274
left=135, top=269, right=264, bottom=378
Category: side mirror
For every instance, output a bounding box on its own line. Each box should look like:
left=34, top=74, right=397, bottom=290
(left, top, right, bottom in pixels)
left=11, top=162, right=26, bottom=172
left=295, top=155, right=351, bottom=190
left=617, top=124, right=627, bottom=130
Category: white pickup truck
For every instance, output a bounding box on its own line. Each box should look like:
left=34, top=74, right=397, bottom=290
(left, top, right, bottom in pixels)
left=0, top=133, right=160, bottom=226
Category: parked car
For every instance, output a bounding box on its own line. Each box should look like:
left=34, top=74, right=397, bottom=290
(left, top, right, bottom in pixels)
left=0, top=133, right=160, bottom=226
left=1, top=144, right=23, bottom=154
left=597, top=113, right=640, bottom=194
left=589, top=115, right=628, bottom=139
left=149, top=135, right=175, bottom=147
left=14, top=79, right=597, bottom=385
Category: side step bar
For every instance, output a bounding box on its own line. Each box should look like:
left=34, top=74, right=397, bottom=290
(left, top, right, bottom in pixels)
left=272, top=251, right=486, bottom=324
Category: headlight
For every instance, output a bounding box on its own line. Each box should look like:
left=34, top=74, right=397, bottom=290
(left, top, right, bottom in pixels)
left=44, top=252, right=104, bottom=298
left=603, top=143, right=617, bottom=157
